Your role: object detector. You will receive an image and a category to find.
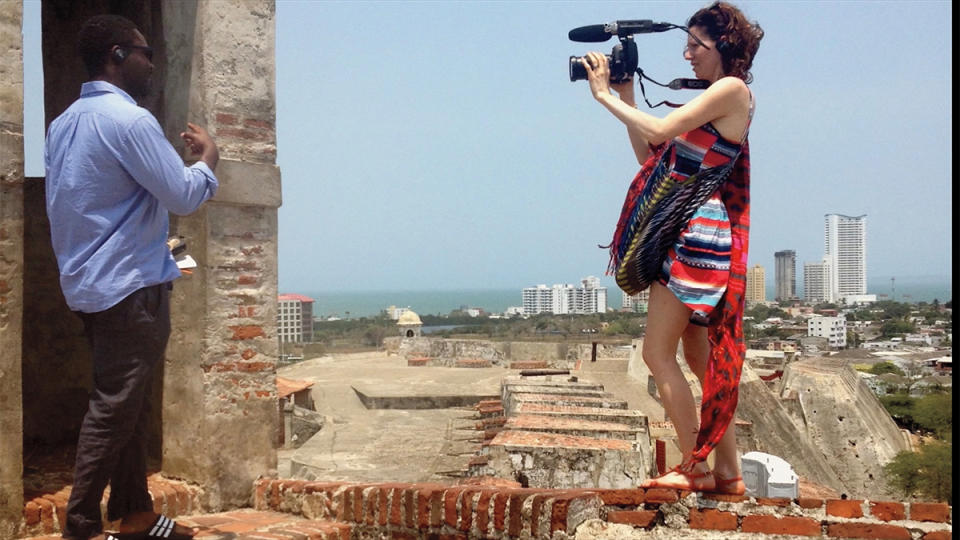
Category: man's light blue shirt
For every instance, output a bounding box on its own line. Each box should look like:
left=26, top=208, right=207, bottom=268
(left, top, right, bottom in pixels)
left=45, top=81, right=218, bottom=313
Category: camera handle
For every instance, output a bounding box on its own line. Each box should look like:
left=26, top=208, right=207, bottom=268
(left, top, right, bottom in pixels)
left=634, top=67, right=710, bottom=108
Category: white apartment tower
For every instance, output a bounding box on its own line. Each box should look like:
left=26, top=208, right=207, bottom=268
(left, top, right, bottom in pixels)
left=522, top=276, right=607, bottom=315
left=278, top=293, right=315, bottom=343
left=825, top=214, right=867, bottom=301
left=808, top=315, right=847, bottom=348
left=804, top=257, right=833, bottom=304
left=746, top=265, right=766, bottom=304
left=774, top=250, right=797, bottom=301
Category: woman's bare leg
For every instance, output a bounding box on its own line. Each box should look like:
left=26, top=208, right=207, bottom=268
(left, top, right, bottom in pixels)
left=681, top=324, right=744, bottom=493
left=639, top=282, right=714, bottom=489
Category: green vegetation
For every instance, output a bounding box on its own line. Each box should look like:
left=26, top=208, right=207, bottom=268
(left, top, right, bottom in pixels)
left=884, top=439, right=952, bottom=504
left=867, top=361, right=905, bottom=376
left=881, top=390, right=952, bottom=503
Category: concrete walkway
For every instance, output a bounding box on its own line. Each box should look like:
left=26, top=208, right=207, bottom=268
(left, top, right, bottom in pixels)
left=279, top=352, right=507, bottom=483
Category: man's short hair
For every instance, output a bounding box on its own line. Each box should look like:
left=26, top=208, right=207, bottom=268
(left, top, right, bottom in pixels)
left=77, top=14, right=139, bottom=78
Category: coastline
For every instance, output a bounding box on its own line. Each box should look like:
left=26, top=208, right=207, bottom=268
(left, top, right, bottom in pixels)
left=290, top=277, right=951, bottom=319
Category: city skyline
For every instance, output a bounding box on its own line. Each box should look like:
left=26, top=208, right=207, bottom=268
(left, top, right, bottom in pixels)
left=19, top=2, right=952, bottom=295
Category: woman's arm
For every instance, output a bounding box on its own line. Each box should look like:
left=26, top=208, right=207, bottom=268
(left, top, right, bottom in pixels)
left=611, top=78, right=652, bottom=164
left=584, top=52, right=749, bottom=145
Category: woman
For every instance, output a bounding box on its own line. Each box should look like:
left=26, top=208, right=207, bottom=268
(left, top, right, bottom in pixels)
left=583, top=2, right=763, bottom=492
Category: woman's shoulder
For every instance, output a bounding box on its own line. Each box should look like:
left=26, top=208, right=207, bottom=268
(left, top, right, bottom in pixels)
left=710, top=76, right=750, bottom=98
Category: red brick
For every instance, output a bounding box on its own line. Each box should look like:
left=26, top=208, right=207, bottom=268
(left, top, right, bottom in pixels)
left=402, top=487, right=417, bottom=528
left=217, top=127, right=271, bottom=141
left=530, top=493, right=550, bottom=537
left=689, top=508, right=738, bottom=531
left=216, top=112, right=239, bottom=125
left=911, top=502, right=951, bottom=522
left=270, top=480, right=281, bottom=509
left=492, top=492, right=508, bottom=531
left=507, top=491, right=527, bottom=537
left=607, top=510, right=658, bottom=528
left=24, top=501, right=41, bottom=526
left=238, top=275, right=258, bottom=285
left=871, top=501, right=906, bottom=521
left=827, top=499, right=865, bottom=518
left=642, top=488, right=679, bottom=504
left=475, top=490, right=495, bottom=535
left=594, top=489, right=645, bottom=506
left=416, top=485, right=445, bottom=528
left=444, top=487, right=463, bottom=528
left=175, top=485, right=192, bottom=514
left=826, top=522, right=912, bottom=539
left=459, top=489, right=480, bottom=532
left=377, top=487, right=389, bottom=526
left=230, top=325, right=265, bottom=340
left=243, top=118, right=275, bottom=129
left=389, top=487, right=404, bottom=526
left=922, top=531, right=952, bottom=540
left=38, top=498, right=55, bottom=533
left=741, top=515, right=821, bottom=536
left=797, top=497, right=825, bottom=509
left=756, top=496, right=793, bottom=507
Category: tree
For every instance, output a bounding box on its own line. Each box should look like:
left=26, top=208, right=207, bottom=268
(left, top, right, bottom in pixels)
left=881, top=319, right=915, bottom=337
left=883, top=440, right=952, bottom=504
left=913, top=392, right=953, bottom=438
left=869, top=362, right=905, bottom=376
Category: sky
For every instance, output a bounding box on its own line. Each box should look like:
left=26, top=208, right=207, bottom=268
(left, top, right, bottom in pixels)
left=22, top=1, right=953, bottom=295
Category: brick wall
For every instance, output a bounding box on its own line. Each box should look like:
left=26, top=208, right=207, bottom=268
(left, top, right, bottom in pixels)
left=254, top=478, right=952, bottom=539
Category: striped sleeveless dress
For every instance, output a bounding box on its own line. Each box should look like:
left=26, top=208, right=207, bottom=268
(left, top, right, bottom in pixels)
left=605, top=95, right=754, bottom=469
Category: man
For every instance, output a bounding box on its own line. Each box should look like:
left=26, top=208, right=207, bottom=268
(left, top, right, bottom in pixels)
left=45, top=14, right=218, bottom=540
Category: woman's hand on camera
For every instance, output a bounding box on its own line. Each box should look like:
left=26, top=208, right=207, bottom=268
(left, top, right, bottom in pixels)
left=582, top=52, right=611, bottom=102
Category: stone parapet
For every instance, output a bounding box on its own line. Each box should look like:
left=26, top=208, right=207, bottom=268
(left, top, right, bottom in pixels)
left=19, top=474, right=203, bottom=538
left=253, top=477, right=953, bottom=539
left=0, top=1, right=25, bottom=538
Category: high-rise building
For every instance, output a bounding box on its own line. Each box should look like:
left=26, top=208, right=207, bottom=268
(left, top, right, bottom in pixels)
left=522, top=276, right=607, bottom=315
left=803, top=257, right=832, bottom=304
left=774, top=250, right=797, bottom=301
left=825, top=214, right=867, bottom=301
left=278, top=293, right=315, bottom=343
left=622, top=289, right=650, bottom=313
left=746, top=265, right=766, bottom=303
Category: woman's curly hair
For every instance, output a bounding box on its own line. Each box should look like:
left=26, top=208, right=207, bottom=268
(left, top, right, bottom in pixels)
left=688, top=2, right=764, bottom=83
left=77, top=14, right=139, bottom=78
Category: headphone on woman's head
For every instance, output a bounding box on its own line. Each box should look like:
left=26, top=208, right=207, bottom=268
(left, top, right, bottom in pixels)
left=112, top=47, right=127, bottom=62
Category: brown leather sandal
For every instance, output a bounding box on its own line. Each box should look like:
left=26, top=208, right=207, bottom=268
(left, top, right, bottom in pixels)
left=641, top=465, right=715, bottom=491
left=712, top=475, right=746, bottom=495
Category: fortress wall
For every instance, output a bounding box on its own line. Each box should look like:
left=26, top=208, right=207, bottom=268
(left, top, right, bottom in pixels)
left=162, top=0, right=280, bottom=510
left=0, top=1, right=25, bottom=536
left=254, top=477, right=953, bottom=540
left=781, top=358, right=911, bottom=499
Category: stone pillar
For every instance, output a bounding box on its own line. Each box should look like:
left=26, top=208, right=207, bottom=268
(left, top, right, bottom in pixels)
left=161, top=0, right=281, bottom=510
left=0, top=2, right=25, bottom=536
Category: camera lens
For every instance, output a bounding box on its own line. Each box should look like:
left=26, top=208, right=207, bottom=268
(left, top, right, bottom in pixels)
left=569, top=56, right=587, bottom=82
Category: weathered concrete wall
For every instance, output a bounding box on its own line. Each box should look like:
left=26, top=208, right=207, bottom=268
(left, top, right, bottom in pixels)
left=0, top=2, right=24, bottom=536
left=780, top=357, right=911, bottom=499
left=386, top=337, right=592, bottom=368
left=163, top=0, right=280, bottom=511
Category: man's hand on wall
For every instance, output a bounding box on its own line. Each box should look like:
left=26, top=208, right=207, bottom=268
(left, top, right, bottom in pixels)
left=180, top=122, right=220, bottom=171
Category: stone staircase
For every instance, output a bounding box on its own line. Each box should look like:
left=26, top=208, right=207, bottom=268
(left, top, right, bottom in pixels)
left=471, top=374, right=654, bottom=489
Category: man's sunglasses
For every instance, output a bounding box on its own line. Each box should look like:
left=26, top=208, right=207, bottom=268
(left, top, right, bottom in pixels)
left=118, top=44, right=154, bottom=61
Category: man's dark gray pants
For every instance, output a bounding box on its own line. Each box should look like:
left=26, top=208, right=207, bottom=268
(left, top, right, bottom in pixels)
left=63, top=284, right=171, bottom=540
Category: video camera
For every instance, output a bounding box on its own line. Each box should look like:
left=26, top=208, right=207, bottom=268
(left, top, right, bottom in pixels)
left=567, top=20, right=675, bottom=83
left=567, top=19, right=712, bottom=106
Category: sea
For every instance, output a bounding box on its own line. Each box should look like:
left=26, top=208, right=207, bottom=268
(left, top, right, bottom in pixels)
left=297, top=276, right=951, bottom=319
